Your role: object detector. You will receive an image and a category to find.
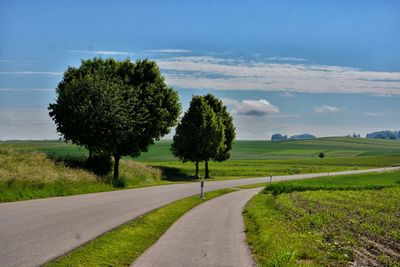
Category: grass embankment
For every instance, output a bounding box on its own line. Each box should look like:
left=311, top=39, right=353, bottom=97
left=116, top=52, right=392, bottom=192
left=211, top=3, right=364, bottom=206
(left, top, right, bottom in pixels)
left=244, top=172, right=400, bottom=266
left=45, top=188, right=236, bottom=267
left=0, top=146, right=163, bottom=202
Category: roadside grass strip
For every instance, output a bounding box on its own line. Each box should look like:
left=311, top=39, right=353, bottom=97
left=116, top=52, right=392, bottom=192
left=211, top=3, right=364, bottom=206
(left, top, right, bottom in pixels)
left=237, top=182, right=270, bottom=189
left=244, top=171, right=400, bottom=266
left=45, top=188, right=237, bottom=267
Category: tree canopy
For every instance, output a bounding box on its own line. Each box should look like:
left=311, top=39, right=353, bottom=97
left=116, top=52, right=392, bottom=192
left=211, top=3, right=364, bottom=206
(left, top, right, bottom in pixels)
left=49, top=58, right=181, bottom=184
left=171, top=94, right=234, bottom=178
left=203, top=94, right=235, bottom=162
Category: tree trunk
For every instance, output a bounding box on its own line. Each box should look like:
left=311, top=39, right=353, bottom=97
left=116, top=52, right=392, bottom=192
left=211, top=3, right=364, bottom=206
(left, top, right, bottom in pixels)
left=195, top=161, right=199, bottom=179
left=205, top=160, right=210, bottom=178
left=113, top=154, right=120, bottom=185
left=88, top=149, right=93, bottom=160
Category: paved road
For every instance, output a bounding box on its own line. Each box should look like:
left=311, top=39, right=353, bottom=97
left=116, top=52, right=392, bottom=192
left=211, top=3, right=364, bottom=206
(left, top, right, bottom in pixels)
left=0, top=167, right=398, bottom=267
left=132, top=188, right=262, bottom=267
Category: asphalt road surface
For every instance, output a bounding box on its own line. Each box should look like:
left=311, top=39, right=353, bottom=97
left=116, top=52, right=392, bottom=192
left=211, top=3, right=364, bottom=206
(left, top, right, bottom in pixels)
left=132, top=188, right=262, bottom=267
left=0, top=167, right=398, bottom=267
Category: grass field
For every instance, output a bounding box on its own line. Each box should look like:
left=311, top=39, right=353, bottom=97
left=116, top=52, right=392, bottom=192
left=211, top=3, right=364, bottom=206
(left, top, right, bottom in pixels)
left=1, top=137, right=400, bottom=202
left=244, top=171, right=400, bottom=266
left=3, top=136, right=400, bottom=161
left=135, top=137, right=400, bottom=161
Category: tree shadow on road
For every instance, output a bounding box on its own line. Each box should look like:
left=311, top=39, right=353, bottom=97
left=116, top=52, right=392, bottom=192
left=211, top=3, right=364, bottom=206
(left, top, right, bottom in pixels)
left=156, top=166, right=198, bottom=182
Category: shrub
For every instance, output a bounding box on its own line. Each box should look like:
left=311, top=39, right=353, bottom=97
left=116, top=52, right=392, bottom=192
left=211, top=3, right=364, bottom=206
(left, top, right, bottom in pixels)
left=86, top=153, right=113, bottom=176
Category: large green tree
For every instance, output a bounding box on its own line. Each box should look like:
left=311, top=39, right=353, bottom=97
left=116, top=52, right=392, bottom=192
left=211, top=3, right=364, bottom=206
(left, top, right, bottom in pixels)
left=171, top=96, right=225, bottom=178
left=49, top=58, right=181, bottom=184
left=203, top=94, right=236, bottom=178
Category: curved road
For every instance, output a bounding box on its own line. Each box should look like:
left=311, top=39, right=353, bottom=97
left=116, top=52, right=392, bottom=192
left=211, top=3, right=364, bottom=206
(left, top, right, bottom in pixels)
left=0, top=167, right=398, bottom=267
left=132, top=188, right=262, bottom=267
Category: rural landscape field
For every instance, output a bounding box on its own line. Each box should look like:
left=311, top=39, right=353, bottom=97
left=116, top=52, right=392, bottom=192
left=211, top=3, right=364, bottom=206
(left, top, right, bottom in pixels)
left=1, top=1, right=400, bottom=267
left=1, top=137, right=400, bottom=266
left=1, top=137, right=400, bottom=202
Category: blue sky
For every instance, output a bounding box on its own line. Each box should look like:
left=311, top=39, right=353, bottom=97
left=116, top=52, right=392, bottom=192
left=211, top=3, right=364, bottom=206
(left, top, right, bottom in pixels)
left=0, top=0, right=399, bottom=140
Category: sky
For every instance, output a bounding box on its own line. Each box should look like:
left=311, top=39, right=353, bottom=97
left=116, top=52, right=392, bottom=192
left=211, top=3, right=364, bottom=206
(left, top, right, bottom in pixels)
left=0, top=0, right=399, bottom=140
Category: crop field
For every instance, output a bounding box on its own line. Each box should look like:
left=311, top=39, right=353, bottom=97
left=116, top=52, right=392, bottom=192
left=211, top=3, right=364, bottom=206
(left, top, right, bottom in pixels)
left=244, top=172, right=400, bottom=266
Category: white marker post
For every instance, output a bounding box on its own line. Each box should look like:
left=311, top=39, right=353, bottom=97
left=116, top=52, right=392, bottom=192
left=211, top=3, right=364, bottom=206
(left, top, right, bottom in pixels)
left=200, top=178, right=205, bottom=199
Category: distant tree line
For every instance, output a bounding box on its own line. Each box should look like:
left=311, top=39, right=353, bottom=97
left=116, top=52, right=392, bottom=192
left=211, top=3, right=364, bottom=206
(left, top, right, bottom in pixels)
left=271, top=133, right=316, bottom=141
left=366, top=130, right=400, bottom=140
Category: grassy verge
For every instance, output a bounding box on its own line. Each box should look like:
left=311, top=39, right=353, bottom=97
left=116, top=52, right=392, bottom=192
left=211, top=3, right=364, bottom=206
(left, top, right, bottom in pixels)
left=244, top=172, right=400, bottom=266
left=45, top=188, right=236, bottom=267
left=0, top=147, right=168, bottom=202
left=237, top=182, right=269, bottom=189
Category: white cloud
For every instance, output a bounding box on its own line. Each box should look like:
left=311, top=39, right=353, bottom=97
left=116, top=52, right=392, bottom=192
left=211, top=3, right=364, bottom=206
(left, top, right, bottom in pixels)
left=222, top=98, right=280, bottom=116
left=147, top=49, right=191, bottom=53
left=314, top=105, right=341, bottom=113
left=279, top=92, right=295, bottom=97
left=368, top=94, right=400, bottom=98
left=155, top=55, right=400, bottom=95
left=267, top=57, right=307, bottom=62
left=68, top=50, right=134, bottom=56
left=0, top=71, right=62, bottom=76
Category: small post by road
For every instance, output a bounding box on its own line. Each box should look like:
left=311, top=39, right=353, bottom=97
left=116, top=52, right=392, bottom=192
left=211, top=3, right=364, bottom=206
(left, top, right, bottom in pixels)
left=200, top=178, right=205, bottom=199
left=270, top=175, right=272, bottom=184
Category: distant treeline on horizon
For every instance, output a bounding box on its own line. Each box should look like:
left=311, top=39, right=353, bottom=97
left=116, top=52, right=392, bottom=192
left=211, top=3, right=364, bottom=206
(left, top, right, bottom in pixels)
left=271, top=130, right=400, bottom=141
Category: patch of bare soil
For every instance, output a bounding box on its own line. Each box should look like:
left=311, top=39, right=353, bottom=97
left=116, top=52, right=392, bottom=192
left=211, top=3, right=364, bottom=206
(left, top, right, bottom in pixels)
left=351, top=236, right=400, bottom=266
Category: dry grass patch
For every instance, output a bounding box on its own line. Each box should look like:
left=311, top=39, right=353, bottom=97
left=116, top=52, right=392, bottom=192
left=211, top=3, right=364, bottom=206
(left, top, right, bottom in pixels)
left=0, top=146, right=98, bottom=183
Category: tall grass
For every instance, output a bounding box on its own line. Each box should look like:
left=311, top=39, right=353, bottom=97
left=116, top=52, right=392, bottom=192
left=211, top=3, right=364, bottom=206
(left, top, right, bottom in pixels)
left=0, top=147, right=163, bottom=202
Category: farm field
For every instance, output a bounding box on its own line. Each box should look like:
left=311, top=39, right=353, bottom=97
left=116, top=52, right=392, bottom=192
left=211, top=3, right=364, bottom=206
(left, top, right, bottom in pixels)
left=4, top=136, right=400, bottom=161
left=1, top=137, right=400, bottom=202
left=244, top=172, right=400, bottom=266
left=136, top=137, right=400, bottom=161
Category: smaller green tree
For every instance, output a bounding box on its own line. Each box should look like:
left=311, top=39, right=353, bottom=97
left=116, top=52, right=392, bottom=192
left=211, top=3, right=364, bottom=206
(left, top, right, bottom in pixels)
left=171, top=96, right=225, bottom=178
left=319, top=152, right=325, bottom=158
left=203, top=94, right=235, bottom=178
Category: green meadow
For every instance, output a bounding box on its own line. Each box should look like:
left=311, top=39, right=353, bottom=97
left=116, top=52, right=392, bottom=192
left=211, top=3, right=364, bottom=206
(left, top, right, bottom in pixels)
left=1, top=137, right=400, bottom=201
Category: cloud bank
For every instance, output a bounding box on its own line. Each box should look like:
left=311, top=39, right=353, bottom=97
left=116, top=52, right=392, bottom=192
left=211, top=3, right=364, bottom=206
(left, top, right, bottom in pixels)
left=314, top=105, right=341, bottom=113
left=156, top=56, right=400, bottom=95
left=68, top=50, right=134, bottom=56
left=222, top=98, right=280, bottom=116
